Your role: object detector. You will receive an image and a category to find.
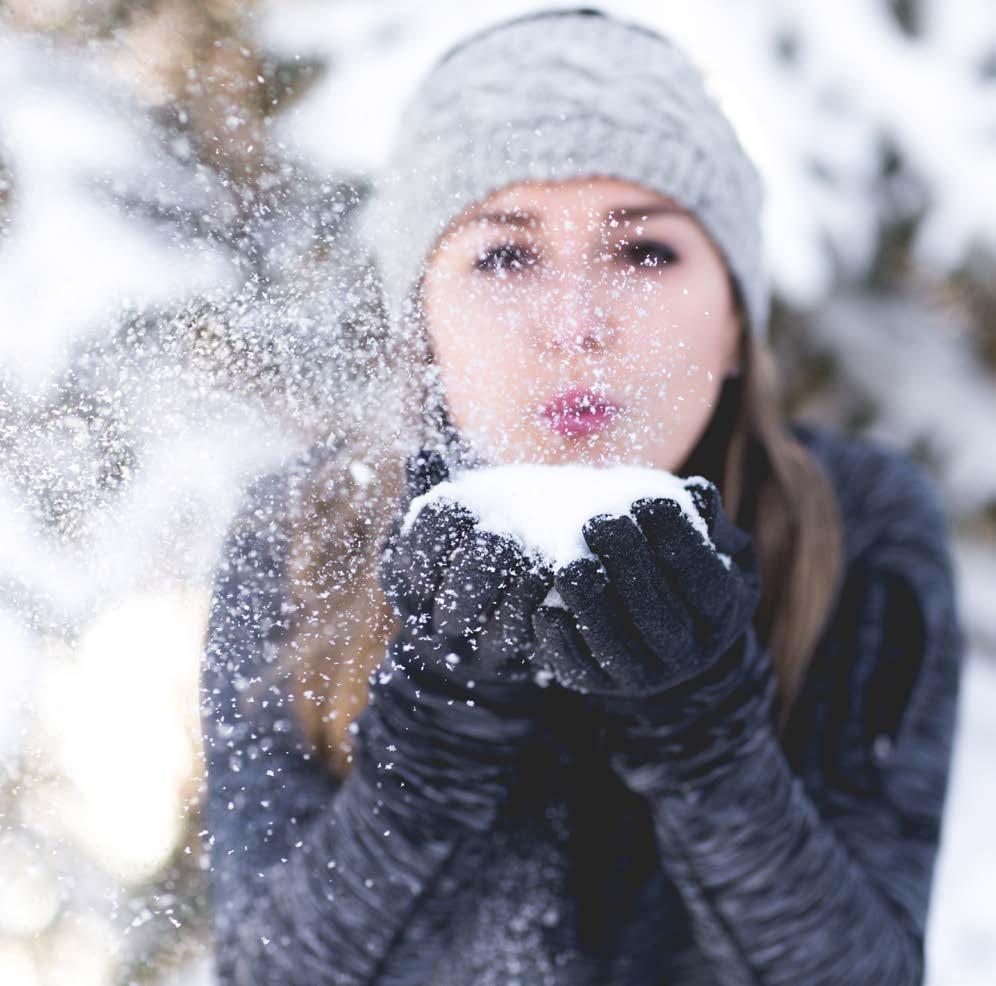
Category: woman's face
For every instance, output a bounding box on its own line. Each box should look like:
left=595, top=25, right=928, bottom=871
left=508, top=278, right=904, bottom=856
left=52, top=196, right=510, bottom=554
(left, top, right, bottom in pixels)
left=419, top=176, right=743, bottom=471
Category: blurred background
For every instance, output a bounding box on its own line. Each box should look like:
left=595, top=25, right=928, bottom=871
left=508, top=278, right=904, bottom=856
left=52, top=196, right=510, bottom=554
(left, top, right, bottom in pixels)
left=0, top=1, right=993, bottom=983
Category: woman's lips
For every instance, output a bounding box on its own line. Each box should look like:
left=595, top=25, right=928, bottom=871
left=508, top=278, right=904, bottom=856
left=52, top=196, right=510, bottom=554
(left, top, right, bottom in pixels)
left=542, top=386, right=622, bottom=437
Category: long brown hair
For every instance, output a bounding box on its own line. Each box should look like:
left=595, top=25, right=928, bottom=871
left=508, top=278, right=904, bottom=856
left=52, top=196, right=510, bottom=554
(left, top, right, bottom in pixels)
left=265, top=296, right=845, bottom=781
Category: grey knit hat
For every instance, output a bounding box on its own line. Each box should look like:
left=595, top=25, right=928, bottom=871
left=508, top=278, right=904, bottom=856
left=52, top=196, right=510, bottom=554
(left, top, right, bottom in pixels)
left=360, top=7, right=770, bottom=345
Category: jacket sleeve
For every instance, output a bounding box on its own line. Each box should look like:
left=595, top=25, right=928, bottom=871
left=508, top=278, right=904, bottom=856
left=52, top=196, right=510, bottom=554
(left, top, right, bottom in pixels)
left=199, top=466, right=540, bottom=986
left=604, top=449, right=966, bottom=986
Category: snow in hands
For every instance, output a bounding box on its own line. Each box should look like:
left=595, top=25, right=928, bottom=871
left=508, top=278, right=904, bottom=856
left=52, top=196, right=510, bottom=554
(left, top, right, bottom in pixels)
left=400, top=461, right=733, bottom=611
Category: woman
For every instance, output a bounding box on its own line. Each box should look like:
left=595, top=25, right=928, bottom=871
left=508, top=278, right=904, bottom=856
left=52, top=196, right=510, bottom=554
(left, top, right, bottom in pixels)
left=199, top=9, right=964, bottom=985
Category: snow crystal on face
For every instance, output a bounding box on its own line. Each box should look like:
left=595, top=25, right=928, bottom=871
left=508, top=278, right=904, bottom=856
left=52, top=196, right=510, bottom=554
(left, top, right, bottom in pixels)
left=401, top=462, right=723, bottom=573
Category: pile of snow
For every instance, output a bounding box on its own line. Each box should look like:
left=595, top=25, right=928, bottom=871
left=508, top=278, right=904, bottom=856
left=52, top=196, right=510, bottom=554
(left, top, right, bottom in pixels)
left=401, top=462, right=728, bottom=576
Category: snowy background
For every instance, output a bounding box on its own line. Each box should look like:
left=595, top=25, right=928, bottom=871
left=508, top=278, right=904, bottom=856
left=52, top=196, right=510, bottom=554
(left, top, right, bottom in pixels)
left=1, top=1, right=994, bottom=983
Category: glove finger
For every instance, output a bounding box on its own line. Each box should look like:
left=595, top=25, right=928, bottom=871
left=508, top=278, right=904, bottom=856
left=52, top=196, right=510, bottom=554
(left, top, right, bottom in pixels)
left=531, top=604, right=615, bottom=693
left=581, top=512, right=696, bottom=660
left=397, top=498, right=478, bottom=602
left=630, top=495, right=740, bottom=633
left=721, top=533, right=762, bottom=642
left=683, top=477, right=758, bottom=579
left=378, top=512, right=408, bottom=600
left=553, top=555, right=656, bottom=690
left=680, top=480, right=763, bottom=643
left=476, top=552, right=553, bottom=665
left=683, top=477, right=720, bottom=537
left=403, top=447, right=450, bottom=503
left=433, top=528, right=520, bottom=636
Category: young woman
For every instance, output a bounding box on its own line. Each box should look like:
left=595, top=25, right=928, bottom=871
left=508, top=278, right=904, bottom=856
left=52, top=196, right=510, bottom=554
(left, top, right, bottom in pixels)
left=199, top=9, right=965, bottom=985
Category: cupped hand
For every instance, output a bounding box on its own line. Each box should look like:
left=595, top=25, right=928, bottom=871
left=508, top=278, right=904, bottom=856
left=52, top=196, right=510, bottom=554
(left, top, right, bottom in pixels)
left=530, top=477, right=762, bottom=700
left=378, top=448, right=555, bottom=692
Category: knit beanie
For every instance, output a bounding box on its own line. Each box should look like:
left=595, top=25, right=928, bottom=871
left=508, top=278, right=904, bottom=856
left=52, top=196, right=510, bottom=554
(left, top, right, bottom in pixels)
left=359, top=6, right=771, bottom=348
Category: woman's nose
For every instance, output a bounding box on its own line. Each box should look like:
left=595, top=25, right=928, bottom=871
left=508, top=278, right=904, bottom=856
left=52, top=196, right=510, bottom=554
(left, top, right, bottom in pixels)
left=534, top=268, right=614, bottom=354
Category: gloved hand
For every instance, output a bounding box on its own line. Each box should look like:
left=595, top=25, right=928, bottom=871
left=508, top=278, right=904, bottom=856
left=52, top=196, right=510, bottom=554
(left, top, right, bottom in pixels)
left=352, top=446, right=559, bottom=836
left=530, top=477, right=762, bottom=702
left=378, top=447, right=556, bottom=700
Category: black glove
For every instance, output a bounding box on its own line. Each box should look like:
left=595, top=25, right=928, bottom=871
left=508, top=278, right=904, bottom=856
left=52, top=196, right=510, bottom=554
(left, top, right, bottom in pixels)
left=378, top=447, right=556, bottom=701
left=349, top=447, right=558, bottom=836
left=530, top=477, right=762, bottom=701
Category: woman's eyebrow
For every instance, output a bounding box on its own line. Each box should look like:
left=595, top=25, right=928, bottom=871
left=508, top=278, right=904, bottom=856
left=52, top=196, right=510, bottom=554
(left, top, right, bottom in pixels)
left=607, top=205, right=687, bottom=221
left=453, top=202, right=688, bottom=231
left=454, top=210, right=538, bottom=231
left=454, top=203, right=686, bottom=232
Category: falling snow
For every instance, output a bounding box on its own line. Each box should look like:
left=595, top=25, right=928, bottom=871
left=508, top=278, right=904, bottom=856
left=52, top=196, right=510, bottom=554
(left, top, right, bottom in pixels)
left=0, top=3, right=993, bottom=986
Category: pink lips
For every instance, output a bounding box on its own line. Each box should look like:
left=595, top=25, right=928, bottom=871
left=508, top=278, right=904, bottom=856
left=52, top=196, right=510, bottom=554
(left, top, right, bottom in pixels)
left=542, top=386, right=621, bottom=437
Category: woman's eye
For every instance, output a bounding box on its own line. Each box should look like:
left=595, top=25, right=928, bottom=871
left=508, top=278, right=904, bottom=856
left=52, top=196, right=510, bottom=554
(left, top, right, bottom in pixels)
left=474, top=243, right=537, bottom=274
left=618, top=241, right=679, bottom=268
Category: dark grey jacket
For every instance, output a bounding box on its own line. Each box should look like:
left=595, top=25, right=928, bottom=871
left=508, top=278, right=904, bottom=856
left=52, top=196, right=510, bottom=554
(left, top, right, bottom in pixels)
left=199, top=420, right=965, bottom=985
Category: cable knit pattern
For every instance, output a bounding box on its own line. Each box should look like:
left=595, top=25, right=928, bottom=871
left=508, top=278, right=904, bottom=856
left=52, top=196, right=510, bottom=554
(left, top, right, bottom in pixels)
left=200, top=419, right=965, bottom=985
left=360, top=8, right=770, bottom=342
